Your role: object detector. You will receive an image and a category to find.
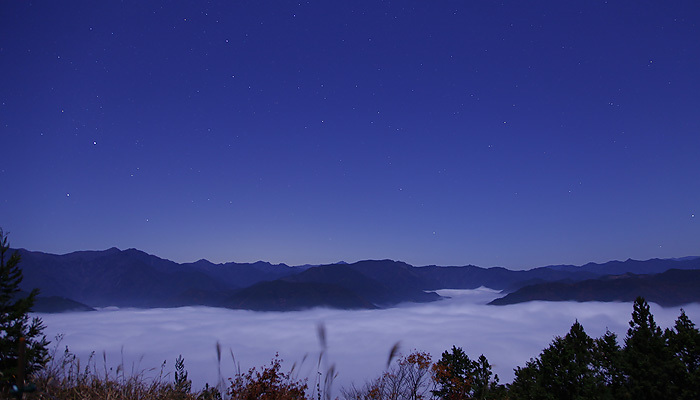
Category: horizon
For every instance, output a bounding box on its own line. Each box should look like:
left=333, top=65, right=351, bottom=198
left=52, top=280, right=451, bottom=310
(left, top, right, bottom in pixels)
left=13, top=243, right=700, bottom=272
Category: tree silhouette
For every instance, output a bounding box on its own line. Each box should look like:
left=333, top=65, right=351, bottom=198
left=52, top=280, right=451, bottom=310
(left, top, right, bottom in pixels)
left=432, top=346, right=504, bottom=400
left=341, top=351, right=434, bottom=400
left=510, top=321, right=609, bottom=399
left=623, top=297, right=680, bottom=399
left=0, top=229, right=49, bottom=392
left=591, top=330, right=625, bottom=399
left=667, top=309, right=700, bottom=399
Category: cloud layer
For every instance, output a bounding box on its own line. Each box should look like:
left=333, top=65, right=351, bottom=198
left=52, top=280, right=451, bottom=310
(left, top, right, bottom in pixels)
left=37, top=289, right=700, bottom=393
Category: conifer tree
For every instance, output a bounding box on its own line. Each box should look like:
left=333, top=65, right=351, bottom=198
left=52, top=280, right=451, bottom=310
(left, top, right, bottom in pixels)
left=667, top=309, right=700, bottom=399
left=432, top=346, right=474, bottom=399
left=0, top=229, right=49, bottom=390
left=432, top=346, right=504, bottom=400
left=623, top=297, right=680, bottom=399
left=591, top=330, right=626, bottom=399
left=510, top=321, right=606, bottom=399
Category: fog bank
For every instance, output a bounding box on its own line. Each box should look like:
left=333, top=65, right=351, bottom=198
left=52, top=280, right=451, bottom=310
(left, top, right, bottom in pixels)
left=37, top=289, right=700, bottom=392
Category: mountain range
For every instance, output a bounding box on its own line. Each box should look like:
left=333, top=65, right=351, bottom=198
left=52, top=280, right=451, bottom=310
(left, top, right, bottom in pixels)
left=12, top=247, right=700, bottom=312
left=489, top=268, right=700, bottom=306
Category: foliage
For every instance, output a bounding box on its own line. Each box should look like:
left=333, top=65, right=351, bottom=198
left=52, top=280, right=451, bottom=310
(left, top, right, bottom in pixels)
left=510, top=320, right=606, bottom=399
left=623, top=297, right=682, bottom=399
left=395, top=351, right=434, bottom=400
left=431, top=346, right=504, bottom=400
left=591, top=330, right=626, bottom=398
left=29, top=340, right=198, bottom=399
left=227, top=354, right=310, bottom=400
left=0, top=228, right=49, bottom=391
left=340, top=298, right=700, bottom=399
left=431, top=346, right=472, bottom=399
left=472, top=354, right=507, bottom=400
left=668, top=309, right=700, bottom=399
left=341, top=350, right=434, bottom=400
left=174, top=354, right=192, bottom=396
left=509, top=297, right=700, bottom=400
left=197, top=383, right=223, bottom=400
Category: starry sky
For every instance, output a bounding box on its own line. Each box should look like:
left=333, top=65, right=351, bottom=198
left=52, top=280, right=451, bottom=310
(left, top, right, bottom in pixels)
left=1, top=1, right=698, bottom=269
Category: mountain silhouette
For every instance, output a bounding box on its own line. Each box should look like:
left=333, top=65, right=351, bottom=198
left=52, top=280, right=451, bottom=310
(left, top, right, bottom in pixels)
left=488, top=268, right=700, bottom=306
left=13, top=247, right=700, bottom=311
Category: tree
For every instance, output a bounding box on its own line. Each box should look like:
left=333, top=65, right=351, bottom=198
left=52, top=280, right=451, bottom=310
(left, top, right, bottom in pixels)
left=510, top=321, right=607, bottom=399
left=432, top=346, right=504, bottom=400
left=591, top=330, right=626, bottom=399
left=472, top=354, right=506, bottom=400
left=623, top=297, right=681, bottom=399
left=341, top=351, right=434, bottom=400
left=667, top=309, right=700, bottom=399
left=509, top=357, right=549, bottom=400
left=0, top=229, right=49, bottom=391
left=397, top=351, right=434, bottom=400
left=432, top=346, right=472, bottom=399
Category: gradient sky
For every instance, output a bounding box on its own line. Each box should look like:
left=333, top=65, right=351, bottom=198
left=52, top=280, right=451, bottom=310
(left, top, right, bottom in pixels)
left=2, top=1, right=698, bottom=269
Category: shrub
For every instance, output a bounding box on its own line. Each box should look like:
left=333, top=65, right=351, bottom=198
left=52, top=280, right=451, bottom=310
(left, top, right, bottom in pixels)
left=227, top=354, right=310, bottom=400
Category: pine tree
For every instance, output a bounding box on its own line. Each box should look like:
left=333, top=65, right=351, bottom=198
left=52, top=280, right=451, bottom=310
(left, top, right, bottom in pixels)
left=0, top=229, right=49, bottom=391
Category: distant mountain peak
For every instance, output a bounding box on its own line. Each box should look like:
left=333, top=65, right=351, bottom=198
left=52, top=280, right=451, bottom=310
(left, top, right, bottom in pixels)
left=191, top=258, right=214, bottom=266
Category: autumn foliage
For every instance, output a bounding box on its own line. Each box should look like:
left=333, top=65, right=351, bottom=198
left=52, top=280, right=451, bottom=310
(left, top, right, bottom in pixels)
left=341, top=351, right=433, bottom=400
left=227, top=354, right=308, bottom=400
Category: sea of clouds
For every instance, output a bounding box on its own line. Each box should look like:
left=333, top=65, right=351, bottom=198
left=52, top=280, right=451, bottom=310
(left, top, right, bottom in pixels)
left=36, top=288, right=700, bottom=393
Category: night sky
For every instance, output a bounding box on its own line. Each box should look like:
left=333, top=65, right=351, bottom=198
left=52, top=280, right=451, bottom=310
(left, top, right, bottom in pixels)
left=2, top=1, right=698, bottom=269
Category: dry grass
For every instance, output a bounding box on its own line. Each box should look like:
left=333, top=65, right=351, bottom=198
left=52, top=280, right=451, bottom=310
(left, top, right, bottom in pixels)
left=22, top=337, right=200, bottom=400
left=19, top=335, right=330, bottom=400
left=14, top=324, right=384, bottom=400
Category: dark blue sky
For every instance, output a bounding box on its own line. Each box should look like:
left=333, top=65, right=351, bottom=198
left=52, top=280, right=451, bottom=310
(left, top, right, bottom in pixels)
left=2, top=1, right=698, bottom=268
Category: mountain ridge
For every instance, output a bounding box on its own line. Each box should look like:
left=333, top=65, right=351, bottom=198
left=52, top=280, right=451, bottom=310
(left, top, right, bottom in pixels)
left=12, top=247, right=700, bottom=312
left=489, top=268, right=700, bottom=306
